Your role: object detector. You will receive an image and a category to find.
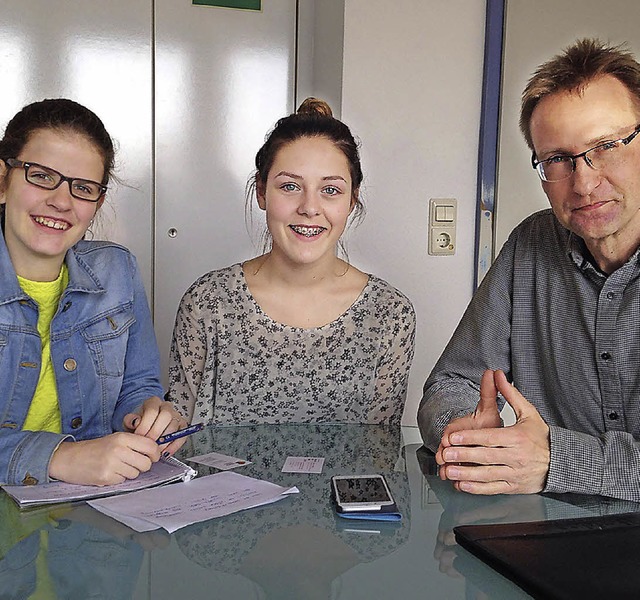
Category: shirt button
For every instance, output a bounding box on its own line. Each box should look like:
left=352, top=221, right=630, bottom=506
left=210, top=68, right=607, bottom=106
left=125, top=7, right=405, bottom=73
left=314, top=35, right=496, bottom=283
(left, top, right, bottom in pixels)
left=22, top=474, right=38, bottom=485
left=63, top=358, right=77, bottom=371
left=606, top=291, right=615, bottom=300
left=601, top=352, right=612, bottom=360
left=608, top=412, right=619, bottom=420
left=70, top=417, right=83, bottom=429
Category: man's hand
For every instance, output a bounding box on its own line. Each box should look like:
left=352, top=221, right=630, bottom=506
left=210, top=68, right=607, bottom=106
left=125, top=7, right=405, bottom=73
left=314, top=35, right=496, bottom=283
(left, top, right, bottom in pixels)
left=437, top=370, right=551, bottom=495
left=436, top=369, right=504, bottom=463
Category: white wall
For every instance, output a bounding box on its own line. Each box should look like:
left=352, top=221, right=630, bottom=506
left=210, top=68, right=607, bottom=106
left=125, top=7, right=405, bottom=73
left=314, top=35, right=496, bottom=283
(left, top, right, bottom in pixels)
left=342, top=0, right=487, bottom=427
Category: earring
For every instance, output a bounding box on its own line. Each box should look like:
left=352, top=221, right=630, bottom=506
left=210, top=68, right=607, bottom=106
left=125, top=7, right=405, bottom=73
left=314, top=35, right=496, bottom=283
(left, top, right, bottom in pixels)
left=84, top=219, right=95, bottom=241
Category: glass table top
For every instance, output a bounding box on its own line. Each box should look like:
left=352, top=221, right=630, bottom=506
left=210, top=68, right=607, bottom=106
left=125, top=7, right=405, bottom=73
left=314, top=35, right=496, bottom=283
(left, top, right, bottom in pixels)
left=1, top=422, right=638, bottom=599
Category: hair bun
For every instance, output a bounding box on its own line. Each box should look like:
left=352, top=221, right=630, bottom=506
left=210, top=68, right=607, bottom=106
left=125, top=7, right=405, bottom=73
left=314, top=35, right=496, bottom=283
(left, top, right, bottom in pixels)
left=296, top=97, right=333, bottom=117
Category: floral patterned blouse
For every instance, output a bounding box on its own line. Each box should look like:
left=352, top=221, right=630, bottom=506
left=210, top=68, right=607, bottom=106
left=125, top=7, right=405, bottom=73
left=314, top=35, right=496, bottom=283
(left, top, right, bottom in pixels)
left=167, top=264, right=416, bottom=426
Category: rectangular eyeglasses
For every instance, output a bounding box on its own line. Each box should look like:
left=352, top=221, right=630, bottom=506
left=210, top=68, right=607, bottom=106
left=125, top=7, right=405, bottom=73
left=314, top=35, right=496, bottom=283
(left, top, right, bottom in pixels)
left=2, top=158, right=107, bottom=202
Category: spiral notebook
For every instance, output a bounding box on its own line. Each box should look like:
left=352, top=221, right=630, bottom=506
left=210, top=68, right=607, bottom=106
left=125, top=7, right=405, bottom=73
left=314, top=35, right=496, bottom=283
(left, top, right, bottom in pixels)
left=1, top=456, right=197, bottom=508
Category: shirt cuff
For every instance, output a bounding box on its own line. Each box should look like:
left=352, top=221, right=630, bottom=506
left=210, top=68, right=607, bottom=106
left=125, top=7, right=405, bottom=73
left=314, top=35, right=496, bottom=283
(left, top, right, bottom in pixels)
left=544, top=425, right=604, bottom=496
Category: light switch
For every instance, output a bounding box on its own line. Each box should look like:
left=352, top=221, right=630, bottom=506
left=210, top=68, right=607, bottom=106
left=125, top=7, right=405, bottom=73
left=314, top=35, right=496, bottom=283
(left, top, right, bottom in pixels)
left=428, top=198, right=457, bottom=256
left=434, top=204, right=454, bottom=222
left=445, top=205, right=455, bottom=221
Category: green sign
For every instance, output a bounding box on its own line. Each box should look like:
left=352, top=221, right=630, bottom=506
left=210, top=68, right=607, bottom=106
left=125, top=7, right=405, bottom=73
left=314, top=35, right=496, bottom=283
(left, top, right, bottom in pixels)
left=193, top=0, right=261, bottom=9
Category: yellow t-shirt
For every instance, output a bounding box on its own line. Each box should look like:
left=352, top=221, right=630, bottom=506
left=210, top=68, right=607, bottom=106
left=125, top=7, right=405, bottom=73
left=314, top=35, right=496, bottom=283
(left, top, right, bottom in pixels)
left=18, top=265, right=68, bottom=434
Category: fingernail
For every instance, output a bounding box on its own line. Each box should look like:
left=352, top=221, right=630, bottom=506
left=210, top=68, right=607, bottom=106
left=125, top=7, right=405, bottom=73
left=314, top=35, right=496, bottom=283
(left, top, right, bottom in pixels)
left=444, top=449, right=458, bottom=462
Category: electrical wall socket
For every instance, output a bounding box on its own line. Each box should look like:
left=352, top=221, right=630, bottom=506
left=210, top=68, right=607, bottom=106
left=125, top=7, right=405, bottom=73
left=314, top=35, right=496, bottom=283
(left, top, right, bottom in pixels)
left=428, top=198, right=457, bottom=256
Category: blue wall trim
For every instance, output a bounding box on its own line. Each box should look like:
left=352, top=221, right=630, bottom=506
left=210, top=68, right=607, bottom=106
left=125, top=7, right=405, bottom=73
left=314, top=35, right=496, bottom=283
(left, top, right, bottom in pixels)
left=474, top=0, right=505, bottom=288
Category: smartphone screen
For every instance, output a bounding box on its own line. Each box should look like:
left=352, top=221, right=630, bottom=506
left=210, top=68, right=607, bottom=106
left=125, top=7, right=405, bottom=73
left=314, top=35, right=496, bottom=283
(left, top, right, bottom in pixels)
left=332, top=475, right=394, bottom=511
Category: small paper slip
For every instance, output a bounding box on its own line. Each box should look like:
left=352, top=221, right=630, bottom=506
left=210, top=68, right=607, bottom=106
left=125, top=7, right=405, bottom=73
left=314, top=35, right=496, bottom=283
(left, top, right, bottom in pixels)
left=186, top=451, right=252, bottom=470
left=1, top=456, right=196, bottom=509
left=282, top=456, right=325, bottom=474
left=88, top=472, right=299, bottom=533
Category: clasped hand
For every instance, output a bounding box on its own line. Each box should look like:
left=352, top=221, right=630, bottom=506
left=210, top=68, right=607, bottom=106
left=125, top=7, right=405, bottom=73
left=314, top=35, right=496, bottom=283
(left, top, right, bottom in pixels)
left=436, top=370, right=550, bottom=495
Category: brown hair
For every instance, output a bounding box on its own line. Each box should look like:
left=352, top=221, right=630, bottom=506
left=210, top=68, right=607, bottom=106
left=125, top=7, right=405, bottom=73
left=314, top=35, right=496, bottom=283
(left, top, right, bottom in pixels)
left=0, top=98, right=115, bottom=183
left=520, top=38, right=640, bottom=150
left=252, top=97, right=364, bottom=216
left=0, top=98, right=115, bottom=225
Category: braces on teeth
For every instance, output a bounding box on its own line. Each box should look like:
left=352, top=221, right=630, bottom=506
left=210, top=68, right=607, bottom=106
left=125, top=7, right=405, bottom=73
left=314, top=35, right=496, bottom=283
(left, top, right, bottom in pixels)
left=292, top=225, right=323, bottom=237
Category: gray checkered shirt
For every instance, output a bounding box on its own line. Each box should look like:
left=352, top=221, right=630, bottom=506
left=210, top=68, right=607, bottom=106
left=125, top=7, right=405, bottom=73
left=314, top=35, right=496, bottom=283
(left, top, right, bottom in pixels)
left=418, top=209, right=640, bottom=501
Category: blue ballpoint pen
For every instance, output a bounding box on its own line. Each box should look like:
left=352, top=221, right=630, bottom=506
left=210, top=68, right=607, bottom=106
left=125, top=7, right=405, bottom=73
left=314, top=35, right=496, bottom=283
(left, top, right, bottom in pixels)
left=156, top=422, right=204, bottom=445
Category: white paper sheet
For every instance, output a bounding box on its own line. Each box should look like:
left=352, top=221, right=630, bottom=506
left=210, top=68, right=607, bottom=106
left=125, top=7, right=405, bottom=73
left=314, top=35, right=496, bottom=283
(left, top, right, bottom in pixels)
left=186, top=451, right=252, bottom=470
left=88, top=472, right=299, bottom=533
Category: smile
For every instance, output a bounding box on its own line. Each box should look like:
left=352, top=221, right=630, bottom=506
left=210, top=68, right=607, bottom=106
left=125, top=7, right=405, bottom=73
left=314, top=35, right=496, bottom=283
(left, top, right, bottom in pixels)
left=290, top=224, right=326, bottom=237
left=33, top=216, right=70, bottom=231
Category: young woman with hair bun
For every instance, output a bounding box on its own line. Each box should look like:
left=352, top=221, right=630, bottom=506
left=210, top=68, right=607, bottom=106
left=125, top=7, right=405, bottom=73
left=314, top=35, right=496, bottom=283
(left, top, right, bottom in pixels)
left=168, top=98, right=415, bottom=426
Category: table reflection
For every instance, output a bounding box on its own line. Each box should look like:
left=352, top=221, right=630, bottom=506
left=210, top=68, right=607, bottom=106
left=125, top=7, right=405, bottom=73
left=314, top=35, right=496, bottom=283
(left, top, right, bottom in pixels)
left=416, top=446, right=640, bottom=599
left=0, top=494, right=155, bottom=600
left=173, top=423, right=411, bottom=599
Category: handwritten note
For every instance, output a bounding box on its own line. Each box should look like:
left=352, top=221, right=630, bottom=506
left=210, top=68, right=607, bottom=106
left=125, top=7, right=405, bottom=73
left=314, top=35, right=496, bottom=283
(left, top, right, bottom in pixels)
left=281, top=456, right=325, bottom=474
left=88, top=472, right=298, bottom=533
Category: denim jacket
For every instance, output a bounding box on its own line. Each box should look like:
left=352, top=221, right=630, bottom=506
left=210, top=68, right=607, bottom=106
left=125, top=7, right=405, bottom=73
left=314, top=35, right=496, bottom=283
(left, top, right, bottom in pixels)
left=0, top=231, right=163, bottom=485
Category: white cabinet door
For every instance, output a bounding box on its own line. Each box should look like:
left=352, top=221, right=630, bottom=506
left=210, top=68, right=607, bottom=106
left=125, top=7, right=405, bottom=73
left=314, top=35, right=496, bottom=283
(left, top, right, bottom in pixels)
left=154, top=0, right=297, bottom=384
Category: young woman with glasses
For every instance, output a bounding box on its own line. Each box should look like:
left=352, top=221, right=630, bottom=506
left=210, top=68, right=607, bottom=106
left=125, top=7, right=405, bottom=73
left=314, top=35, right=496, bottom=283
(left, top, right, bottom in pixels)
left=168, top=98, right=416, bottom=426
left=0, top=99, right=187, bottom=486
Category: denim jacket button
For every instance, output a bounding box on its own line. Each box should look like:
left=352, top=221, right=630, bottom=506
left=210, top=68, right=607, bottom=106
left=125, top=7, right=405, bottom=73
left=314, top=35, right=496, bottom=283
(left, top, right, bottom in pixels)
left=63, top=358, right=77, bottom=372
left=22, top=474, right=38, bottom=485
left=70, top=417, right=83, bottom=429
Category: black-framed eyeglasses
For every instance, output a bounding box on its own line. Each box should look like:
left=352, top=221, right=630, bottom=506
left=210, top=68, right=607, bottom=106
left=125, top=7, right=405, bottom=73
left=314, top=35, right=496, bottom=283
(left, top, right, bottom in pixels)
left=531, top=124, right=640, bottom=183
left=2, top=158, right=107, bottom=202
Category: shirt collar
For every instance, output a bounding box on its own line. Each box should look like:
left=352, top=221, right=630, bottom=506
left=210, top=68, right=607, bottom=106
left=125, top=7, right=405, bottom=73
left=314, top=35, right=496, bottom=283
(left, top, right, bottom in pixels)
left=567, top=230, right=640, bottom=278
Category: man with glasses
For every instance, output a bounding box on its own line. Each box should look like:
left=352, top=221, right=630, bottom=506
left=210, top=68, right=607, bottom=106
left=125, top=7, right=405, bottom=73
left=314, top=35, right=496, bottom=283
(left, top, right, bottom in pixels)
left=419, top=38, right=640, bottom=501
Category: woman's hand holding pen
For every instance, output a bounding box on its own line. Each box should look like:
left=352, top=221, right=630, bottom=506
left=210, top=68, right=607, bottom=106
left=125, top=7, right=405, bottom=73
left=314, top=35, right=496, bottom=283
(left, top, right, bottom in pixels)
left=123, top=396, right=190, bottom=457
left=49, top=398, right=189, bottom=486
left=49, top=433, right=162, bottom=486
